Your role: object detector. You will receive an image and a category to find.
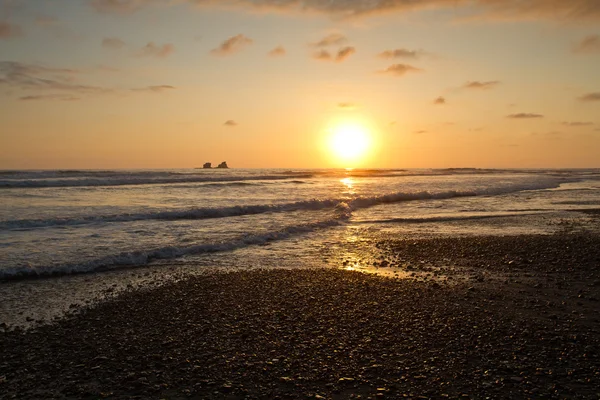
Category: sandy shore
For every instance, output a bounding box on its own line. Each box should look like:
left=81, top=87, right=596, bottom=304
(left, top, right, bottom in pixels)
left=1, top=234, right=600, bottom=399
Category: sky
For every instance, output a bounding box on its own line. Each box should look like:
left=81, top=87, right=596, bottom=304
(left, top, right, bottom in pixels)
left=1, top=0, right=599, bottom=169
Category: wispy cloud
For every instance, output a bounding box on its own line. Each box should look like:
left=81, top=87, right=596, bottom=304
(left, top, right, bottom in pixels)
left=131, top=85, right=175, bottom=92
left=313, top=50, right=332, bottom=61
left=90, top=1, right=600, bottom=21
left=211, top=34, right=253, bottom=56
left=268, top=46, right=286, bottom=57
left=312, top=33, right=346, bottom=48
left=0, top=61, right=106, bottom=94
left=1, top=61, right=177, bottom=101
left=19, top=94, right=81, bottom=101
left=138, top=42, right=174, bottom=58
left=414, top=130, right=427, bottom=134
left=433, top=96, right=446, bottom=105
left=337, top=102, right=356, bottom=109
left=102, top=37, right=126, bottom=50
left=578, top=92, right=600, bottom=102
left=463, top=80, right=500, bottom=90
left=335, top=46, right=356, bottom=62
left=378, top=48, right=423, bottom=59
left=378, top=64, right=422, bottom=76
left=0, top=21, right=22, bottom=39
left=573, top=34, right=600, bottom=53
left=224, top=120, right=238, bottom=127
left=561, top=121, right=593, bottom=126
left=507, top=113, right=544, bottom=119
left=313, top=47, right=356, bottom=62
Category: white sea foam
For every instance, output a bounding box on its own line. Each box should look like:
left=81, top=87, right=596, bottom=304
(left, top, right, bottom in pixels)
left=0, top=216, right=346, bottom=280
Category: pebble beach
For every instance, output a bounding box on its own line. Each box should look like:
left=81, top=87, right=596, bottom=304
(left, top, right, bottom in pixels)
left=2, top=233, right=599, bottom=399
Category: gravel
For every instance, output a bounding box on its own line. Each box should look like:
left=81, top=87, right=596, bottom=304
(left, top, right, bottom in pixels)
left=1, top=233, right=599, bottom=399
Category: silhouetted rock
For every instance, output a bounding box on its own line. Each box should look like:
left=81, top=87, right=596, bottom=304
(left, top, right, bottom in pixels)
left=203, top=163, right=212, bottom=169
left=217, top=161, right=229, bottom=169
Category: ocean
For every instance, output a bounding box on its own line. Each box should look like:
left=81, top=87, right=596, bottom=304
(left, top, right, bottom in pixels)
left=2, top=168, right=600, bottom=326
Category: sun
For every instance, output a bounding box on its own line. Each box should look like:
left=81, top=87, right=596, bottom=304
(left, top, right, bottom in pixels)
left=329, top=123, right=371, bottom=165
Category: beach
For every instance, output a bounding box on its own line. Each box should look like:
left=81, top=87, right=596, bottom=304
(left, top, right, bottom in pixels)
left=2, top=233, right=599, bottom=399
left=3, top=0, right=600, bottom=396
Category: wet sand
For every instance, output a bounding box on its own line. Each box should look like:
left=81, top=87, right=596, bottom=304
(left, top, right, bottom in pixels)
left=1, top=234, right=600, bottom=399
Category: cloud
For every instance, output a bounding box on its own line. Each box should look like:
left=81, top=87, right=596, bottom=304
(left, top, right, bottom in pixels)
left=19, top=94, right=80, bottom=101
left=89, top=1, right=600, bottom=22
left=138, top=42, right=174, bottom=58
left=463, top=80, right=500, bottom=89
left=335, top=46, right=356, bottom=62
left=433, top=96, right=446, bottom=105
left=0, top=21, right=23, bottom=39
left=378, top=64, right=422, bottom=76
left=0, top=61, right=91, bottom=91
left=507, top=113, right=544, bottom=119
left=0, top=61, right=115, bottom=100
left=131, top=85, right=175, bottom=92
left=102, top=37, right=126, bottom=49
left=414, top=130, right=427, bottom=134
left=224, top=120, right=238, bottom=127
left=312, top=49, right=332, bottom=61
left=1, top=61, right=174, bottom=100
left=337, top=102, right=356, bottom=109
left=312, top=47, right=356, bottom=62
left=268, top=46, right=286, bottom=57
left=573, top=34, right=600, bottom=53
left=378, top=48, right=422, bottom=59
left=211, top=34, right=253, bottom=56
left=578, top=92, right=600, bottom=102
left=312, top=33, right=346, bottom=47
left=562, top=121, right=593, bottom=126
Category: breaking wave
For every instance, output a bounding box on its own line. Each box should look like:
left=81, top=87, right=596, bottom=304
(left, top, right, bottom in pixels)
left=0, top=217, right=346, bottom=281
left=2, top=177, right=564, bottom=230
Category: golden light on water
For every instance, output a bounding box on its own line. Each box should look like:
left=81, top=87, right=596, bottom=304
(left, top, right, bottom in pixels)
left=340, top=177, right=354, bottom=188
left=328, top=123, right=371, bottom=166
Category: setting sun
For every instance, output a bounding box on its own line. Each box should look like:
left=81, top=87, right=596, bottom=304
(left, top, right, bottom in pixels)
left=329, top=123, right=371, bottom=165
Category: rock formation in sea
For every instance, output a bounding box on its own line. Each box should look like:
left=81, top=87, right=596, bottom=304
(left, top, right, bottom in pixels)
left=203, top=163, right=212, bottom=169
left=217, top=162, right=229, bottom=169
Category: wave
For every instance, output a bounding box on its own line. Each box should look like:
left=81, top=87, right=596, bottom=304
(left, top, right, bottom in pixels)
left=0, top=216, right=347, bottom=281
left=1, top=190, right=482, bottom=230
left=2, top=179, right=563, bottom=230
left=1, top=199, right=342, bottom=229
left=0, top=173, right=314, bottom=188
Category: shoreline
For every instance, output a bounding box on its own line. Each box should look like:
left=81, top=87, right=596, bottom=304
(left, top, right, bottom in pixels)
left=1, top=233, right=600, bottom=398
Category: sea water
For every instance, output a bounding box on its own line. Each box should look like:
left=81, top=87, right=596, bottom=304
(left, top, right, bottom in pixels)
left=2, top=168, right=600, bottom=326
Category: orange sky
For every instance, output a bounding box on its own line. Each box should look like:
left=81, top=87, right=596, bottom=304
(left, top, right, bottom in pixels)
left=1, top=0, right=599, bottom=169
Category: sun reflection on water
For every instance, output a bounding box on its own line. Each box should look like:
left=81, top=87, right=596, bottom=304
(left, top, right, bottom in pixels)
left=340, top=177, right=356, bottom=196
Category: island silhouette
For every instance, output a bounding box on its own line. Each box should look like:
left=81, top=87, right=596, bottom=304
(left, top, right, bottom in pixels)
left=202, top=162, right=229, bottom=169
